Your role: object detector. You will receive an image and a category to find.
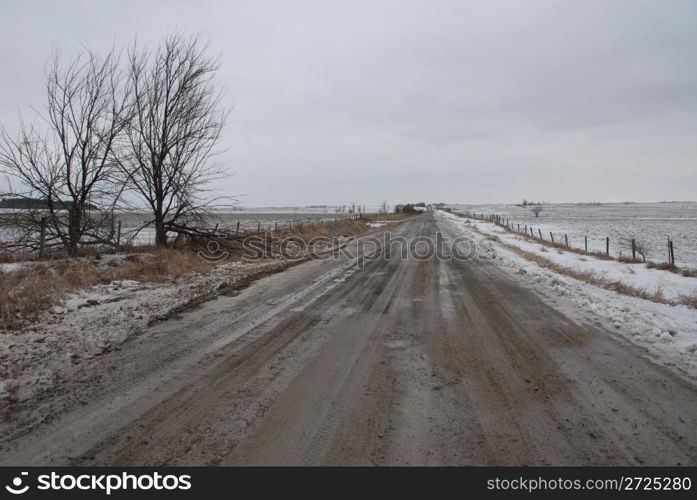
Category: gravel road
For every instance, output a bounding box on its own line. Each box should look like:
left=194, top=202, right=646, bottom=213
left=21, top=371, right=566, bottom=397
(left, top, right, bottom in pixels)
left=2, top=212, right=696, bottom=465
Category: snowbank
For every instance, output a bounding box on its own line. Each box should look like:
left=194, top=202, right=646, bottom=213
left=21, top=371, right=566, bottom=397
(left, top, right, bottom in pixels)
left=438, top=210, right=697, bottom=378
left=441, top=211, right=697, bottom=302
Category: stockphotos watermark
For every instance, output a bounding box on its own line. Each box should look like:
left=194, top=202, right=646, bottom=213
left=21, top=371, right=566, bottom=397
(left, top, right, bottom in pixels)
left=197, top=231, right=497, bottom=266
left=3, top=470, right=191, bottom=495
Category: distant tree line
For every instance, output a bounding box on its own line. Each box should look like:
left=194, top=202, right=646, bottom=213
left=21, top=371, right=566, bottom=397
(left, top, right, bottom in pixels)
left=0, top=197, right=97, bottom=210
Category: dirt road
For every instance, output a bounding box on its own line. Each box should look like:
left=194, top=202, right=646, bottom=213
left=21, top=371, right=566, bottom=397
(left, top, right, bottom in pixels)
left=2, top=212, right=697, bottom=465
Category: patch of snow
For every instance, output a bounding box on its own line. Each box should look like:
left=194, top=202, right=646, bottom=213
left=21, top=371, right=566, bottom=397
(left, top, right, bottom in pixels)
left=437, top=210, right=697, bottom=379
left=0, top=263, right=27, bottom=273
left=0, top=259, right=283, bottom=405
left=439, top=210, right=697, bottom=302
left=449, top=202, right=697, bottom=267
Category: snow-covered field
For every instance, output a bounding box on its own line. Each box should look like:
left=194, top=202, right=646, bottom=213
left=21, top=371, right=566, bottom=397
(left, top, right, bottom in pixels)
left=449, top=202, right=697, bottom=268
left=438, top=210, right=697, bottom=379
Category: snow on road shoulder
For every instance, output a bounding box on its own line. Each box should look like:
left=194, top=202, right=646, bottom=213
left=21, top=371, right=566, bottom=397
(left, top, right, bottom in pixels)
left=437, top=210, right=697, bottom=379
left=0, top=260, right=282, bottom=404
left=0, top=224, right=383, bottom=406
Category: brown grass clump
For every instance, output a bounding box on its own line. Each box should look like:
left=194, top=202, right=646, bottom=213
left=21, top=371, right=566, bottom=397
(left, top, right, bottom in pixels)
left=680, top=294, right=697, bottom=309
left=365, top=212, right=415, bottom=222
left=0, top=251, right=17, bottom=263
left=118, top=249, right=214, bottom=282
left=268, top=214, right=414, bottom=245
left=0, top=249, right=218, bottom=330
left=0, top=265, right=57, bottom=327
left=646, top=261, right=674, bottom=271
left=618, top=256, right=643, bottom=264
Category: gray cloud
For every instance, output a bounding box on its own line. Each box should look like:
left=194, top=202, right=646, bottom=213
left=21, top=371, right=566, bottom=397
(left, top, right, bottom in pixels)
left=1, top=0, right=695, bottom=206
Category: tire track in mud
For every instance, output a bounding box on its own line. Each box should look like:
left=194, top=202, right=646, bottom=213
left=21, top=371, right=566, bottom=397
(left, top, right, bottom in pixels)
left=0, top=227, right=412, bottom=465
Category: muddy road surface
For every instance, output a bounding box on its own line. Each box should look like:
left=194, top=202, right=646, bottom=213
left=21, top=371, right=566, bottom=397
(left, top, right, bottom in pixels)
left=2, top=212, right=696, bottom=465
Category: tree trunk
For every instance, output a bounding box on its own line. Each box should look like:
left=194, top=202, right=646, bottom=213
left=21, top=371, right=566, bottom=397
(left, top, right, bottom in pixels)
left=67, top=206, right=82, bottom=257
left=154, top=213, right=168, bottom=246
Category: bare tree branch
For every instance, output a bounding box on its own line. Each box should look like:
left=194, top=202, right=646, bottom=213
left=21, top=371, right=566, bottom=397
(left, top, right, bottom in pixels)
left=0, top=47, right=130, bottom=256
left=121, top=33, right=231, bottom=246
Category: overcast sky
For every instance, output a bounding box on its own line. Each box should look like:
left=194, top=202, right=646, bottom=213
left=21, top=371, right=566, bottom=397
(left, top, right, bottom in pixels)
left=0, top=0, right=695, bottom=207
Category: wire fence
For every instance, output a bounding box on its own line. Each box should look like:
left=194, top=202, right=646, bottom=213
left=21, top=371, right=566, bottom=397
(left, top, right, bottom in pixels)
left=464, top=212, right=680, bottom=268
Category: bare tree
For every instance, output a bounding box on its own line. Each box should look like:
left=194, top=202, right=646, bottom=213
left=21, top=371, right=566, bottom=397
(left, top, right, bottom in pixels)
left=122, top=34, right=230, bottom=246
left=0, top=48, right=129, bottom=256
left=379, top=201, right=388, bottom=214
left=621, top=237, right=648, bottom=262
left=531, top=205, right=543, bottom=217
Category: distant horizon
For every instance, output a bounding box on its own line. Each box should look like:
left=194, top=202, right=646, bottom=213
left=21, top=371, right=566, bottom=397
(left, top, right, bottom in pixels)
left=241, top=199, right=697, bottom=210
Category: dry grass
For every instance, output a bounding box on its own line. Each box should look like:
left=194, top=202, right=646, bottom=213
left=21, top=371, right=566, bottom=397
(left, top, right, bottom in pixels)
left=644, top=261, right=697, bottom=278
left=680, top=293, right=697, bottom=309
left=0, top=249, right=216, bottom=330
left=276, top=218, right=368, bottom=240
left=267, top=213, right=416, bottom=246
left=618, top=255, right=644, bottom=264
left=365, top=212, right=415, bottom=222
left=0, top=214, right=415, bottom=330
left=506, top=244, right=670, bottom=305
left=646, top=261, right=674, bottom=271
left=0, top=251, right=17, bottom=263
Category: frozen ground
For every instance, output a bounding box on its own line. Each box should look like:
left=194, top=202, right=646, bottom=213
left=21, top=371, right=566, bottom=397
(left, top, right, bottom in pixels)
left=0, top=260, right=286, bottom=405
left=3, top=212, right=697, bottom=466
left=438, top=210, right=697, bottom=378
left=0, top=217, right=395, bottom=407
left=449, top=202, right=697, bottom=267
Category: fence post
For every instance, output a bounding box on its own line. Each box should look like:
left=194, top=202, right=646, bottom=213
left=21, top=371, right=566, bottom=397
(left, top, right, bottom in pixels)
left=669, top=240, right=675, bottom=266
left=39, top=216, right=47, bottom=258
left=606, top=237, right=610, bottom=256
left=274, top=222, right=278, bottom=232
left=584, top=236, right=588, bottom=253
left=550, top=232, right=555, bottom=244
left=236, top=221, right=240, bottom=236
left=538, top=229, right=543, bottom=240
left=631, top=238, right=636, bottom=260
left=116, top=220, right=122, bottom=248
left=257, top=222, right=261, bottom=232
left=564, top=234, right=568, bottom=248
